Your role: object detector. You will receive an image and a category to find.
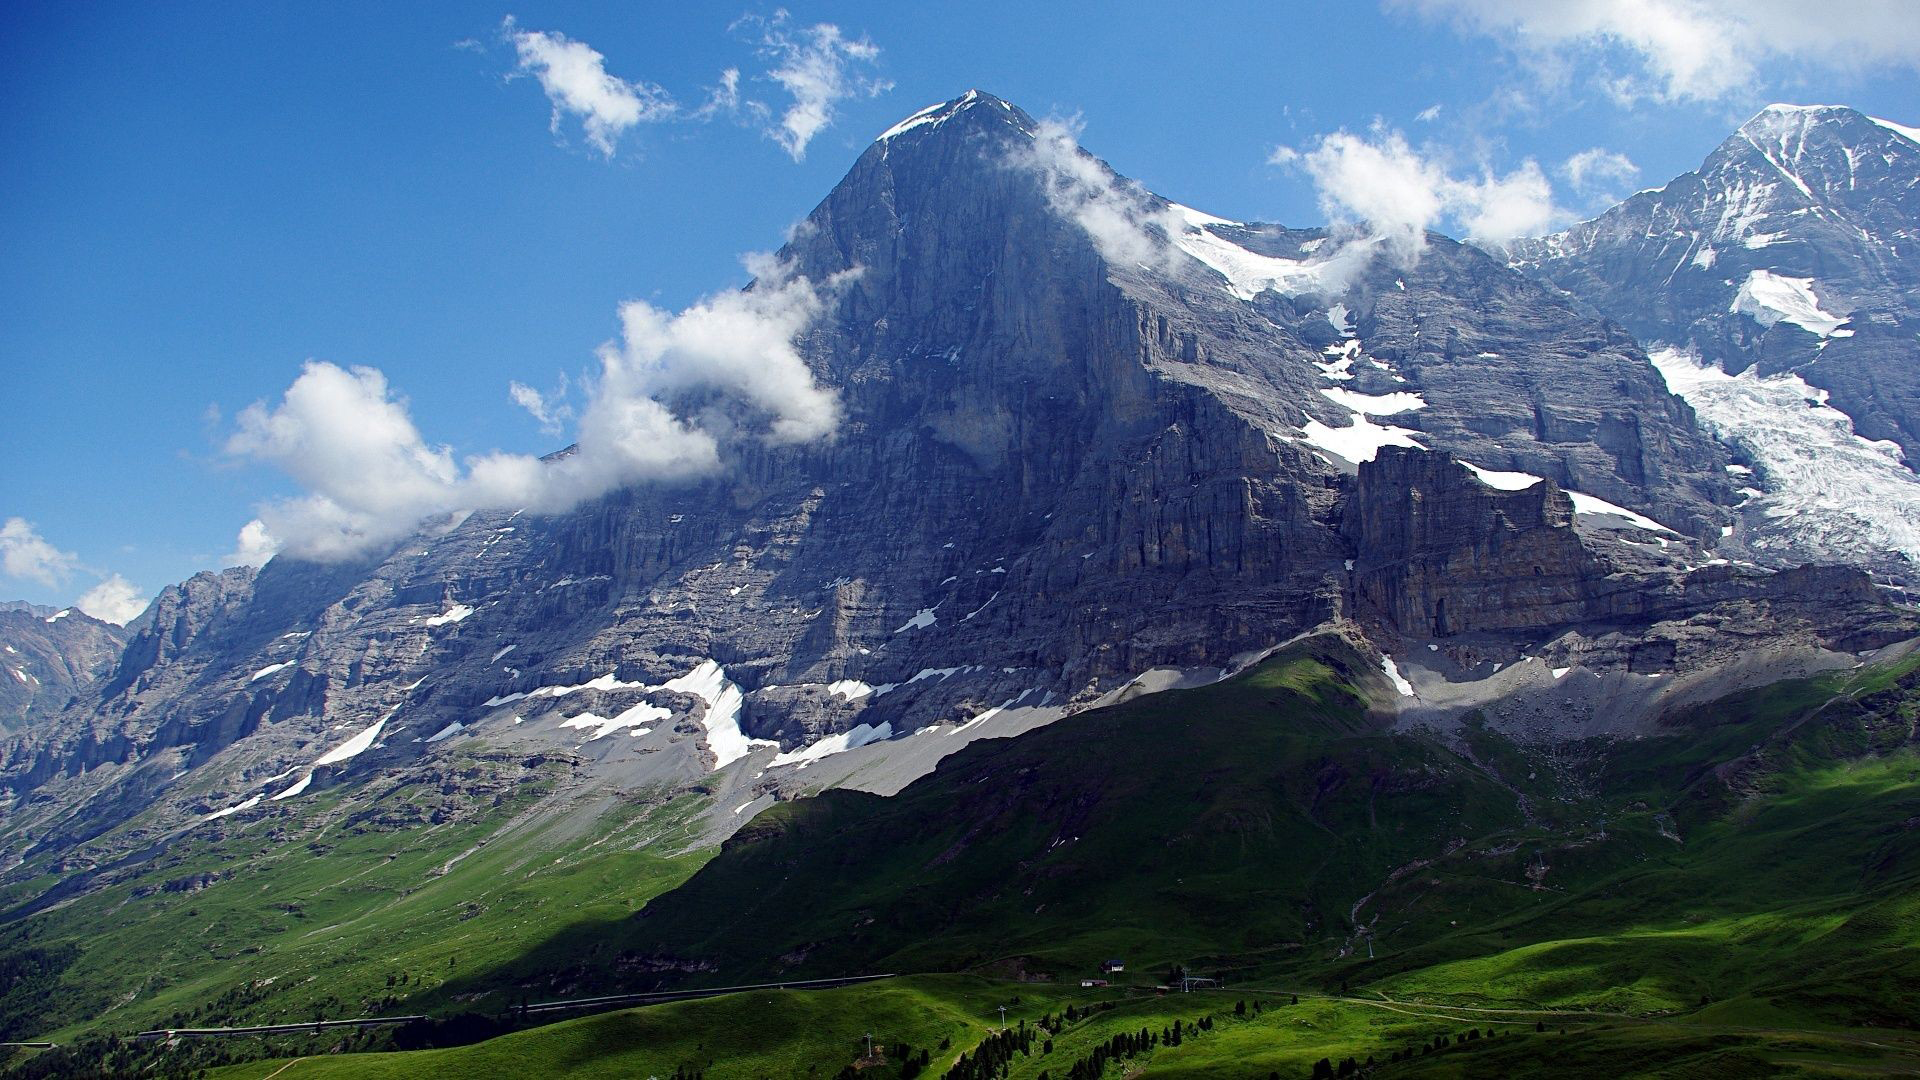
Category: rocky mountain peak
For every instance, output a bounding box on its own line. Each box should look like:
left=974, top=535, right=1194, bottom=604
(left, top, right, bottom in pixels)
left=871, top=88, right=1036, bottom=145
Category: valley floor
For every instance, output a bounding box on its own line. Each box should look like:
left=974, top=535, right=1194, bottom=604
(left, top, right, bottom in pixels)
left=178, top=976, right=1920, bottom=1079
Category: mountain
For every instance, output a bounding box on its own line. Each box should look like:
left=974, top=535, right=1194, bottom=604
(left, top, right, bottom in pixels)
left=0, top=603, right=125, bottom=735
left=575, top=634, right=1920, bottom=1026
left=1512, top=104, right=1920, bottom=570
left=1, top=92, right=1916, bottom=1076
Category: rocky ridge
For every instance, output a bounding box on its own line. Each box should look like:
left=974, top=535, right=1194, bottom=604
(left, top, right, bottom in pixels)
left=1, top=92, right=1912, bottom=899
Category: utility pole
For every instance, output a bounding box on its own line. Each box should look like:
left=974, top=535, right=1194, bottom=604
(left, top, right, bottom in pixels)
left=998, top=1004, right=1008, bottom=1029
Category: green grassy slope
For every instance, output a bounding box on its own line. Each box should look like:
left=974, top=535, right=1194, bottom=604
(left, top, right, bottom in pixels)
left=450, top=637, right=1526, bottom=996
left=436, top=635, right=1920, bottom=1037
left=8, top=635, right=1919, bottom=1077
left=0, top=747, right=712, bottom=1046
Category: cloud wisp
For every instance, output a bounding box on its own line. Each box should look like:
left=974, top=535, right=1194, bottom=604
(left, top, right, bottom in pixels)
left=499, top=14, right=889, bottom=161
left=504, top=17, right=678, bottom=156
left=1, top=517, right=149, bottom=624
left=1, top=517, right=79, bottom=587
left=1271, top=124, right=1564, bottom=251
left=1011, top=118, right=1387, bottom=297
left=227, top=258, right=853, bottom=562
left=1396, top=0, right=1920, bottom=103
left=740, top=12, right=892, bottom=161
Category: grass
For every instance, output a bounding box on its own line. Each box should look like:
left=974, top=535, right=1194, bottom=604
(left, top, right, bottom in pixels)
left=0, top=747, right=714, bottom=1045
left=9, top=634, right=1920, bottom=1077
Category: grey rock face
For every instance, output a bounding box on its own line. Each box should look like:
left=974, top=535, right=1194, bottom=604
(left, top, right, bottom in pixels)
left=0, top=603, right=125, bottom=733
left=0, top=92, right=1905, bottom=897
left=1346, top=447, right=1909, bottom=657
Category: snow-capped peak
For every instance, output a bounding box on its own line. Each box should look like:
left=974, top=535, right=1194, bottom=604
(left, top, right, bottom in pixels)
left=875, top=89, right=1020, bottom=143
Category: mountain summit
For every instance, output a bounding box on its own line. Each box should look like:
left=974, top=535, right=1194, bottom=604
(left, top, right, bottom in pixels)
left=0, top=94, right=1915, bottom=1062
left=1514, top=102, right=1920, bottom=568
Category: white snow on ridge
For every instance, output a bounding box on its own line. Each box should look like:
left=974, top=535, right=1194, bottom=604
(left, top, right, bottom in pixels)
left=1868, top=114, right=1920, bottom=145
left=828, top=679, right=896, bottom=701
left=1566, top=492, right=1678, bottom=535
left=1169, top=206, right=1327, bottom=300
left=424, top=721, right=465, bottom=744
left=490, top=644, right=516, bottom=663
left=44, top=609, right=69, bottom=623
left=878, top=101, right=950, bottom=141
left=314, top=710, right=394, bottom=766
left=1731, top=270, right=1850, bottom=336
left=424, top=603, right=474, bottom=627
left=249, top=661, right=291, bottom=683
left=1651, top=348, right=1920, bottom=561
left=768, top=721, right=894, bottom=768
left=1459, top=461, right=1544, bottom=491
left=272, top=773, right=312, bottom=800
left=203, top=794, right=262, bottom=822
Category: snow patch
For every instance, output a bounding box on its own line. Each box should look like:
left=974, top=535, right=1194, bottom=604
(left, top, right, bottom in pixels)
left=828, top=679, right=895, bottom=701
left=1566, top=492, right=1677, bottom=534
left=895, top=607, right=938, bottom=633
left=424, top=721, right=465, bottom=744
left=202, top=794, right=262, bottom=822
left=314, top=710, right=394, bottom=766
left=423, top=603, right=474, bottom=627
left=1459, top=461, right=1544, bottom=491
left=44, top=609, right=69, bottom=623
left=1170, top=206, right=1330, bottom=300
left=490, top=644, right=517, bottom=663
left=271, top=774, right=312, bottom=801
left=1326, top=303, right=1353, bottom=336
left=1299, top=415, right=1424, bottom=465
left=667, top=660, right=773, bottom=769
left=1379, top=656, right=1415, bottom=698
left=1320, top=387, right=1426, bottom=416
left=559, top=702, right=667, bottom=741
left=1731, top=270, right=1849, bottom=336
left=768, top=721, right=894, bottom=768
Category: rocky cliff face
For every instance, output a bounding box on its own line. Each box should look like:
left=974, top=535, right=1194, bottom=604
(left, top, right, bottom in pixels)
left=1, top=92, right=1910, bottom=898
left=1511, top=104, right=1920, bottom=571
left=0, top=603, right=125, bottom=734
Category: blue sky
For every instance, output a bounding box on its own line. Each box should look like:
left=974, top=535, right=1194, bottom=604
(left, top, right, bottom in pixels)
left=4, top=0, right=1917, bottom=620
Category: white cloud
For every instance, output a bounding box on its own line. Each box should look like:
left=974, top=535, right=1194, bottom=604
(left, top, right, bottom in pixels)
left=1012, top=118, right=1189, bottom=268
left=508, top=380, right=572, bottom=435
left=1416, top=104, right=1443, bottom=122
left=742, top=13, right=891, bottom=161
left=226, top=519, right=279, bottom=569
left=76, top=574, right=148, bottom=626
left=1564, top=147, right=1640, bottom=191
left=1, top=517, right=79, bottom=587
left=1275, top=125, right=1565, bottom=252
left=1397, top=0, right=1920, bottom=102
left=504, top=17, right=677, bottom=156
left=229, top=259, right=851, bottom=561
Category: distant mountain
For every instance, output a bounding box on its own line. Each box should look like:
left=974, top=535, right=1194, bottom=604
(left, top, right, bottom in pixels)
left=0, top=602, right=124, bottom=734
left=1512, top=104, right=1920, bottom=570
left=0, top=92, right=1913, bottom=1063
